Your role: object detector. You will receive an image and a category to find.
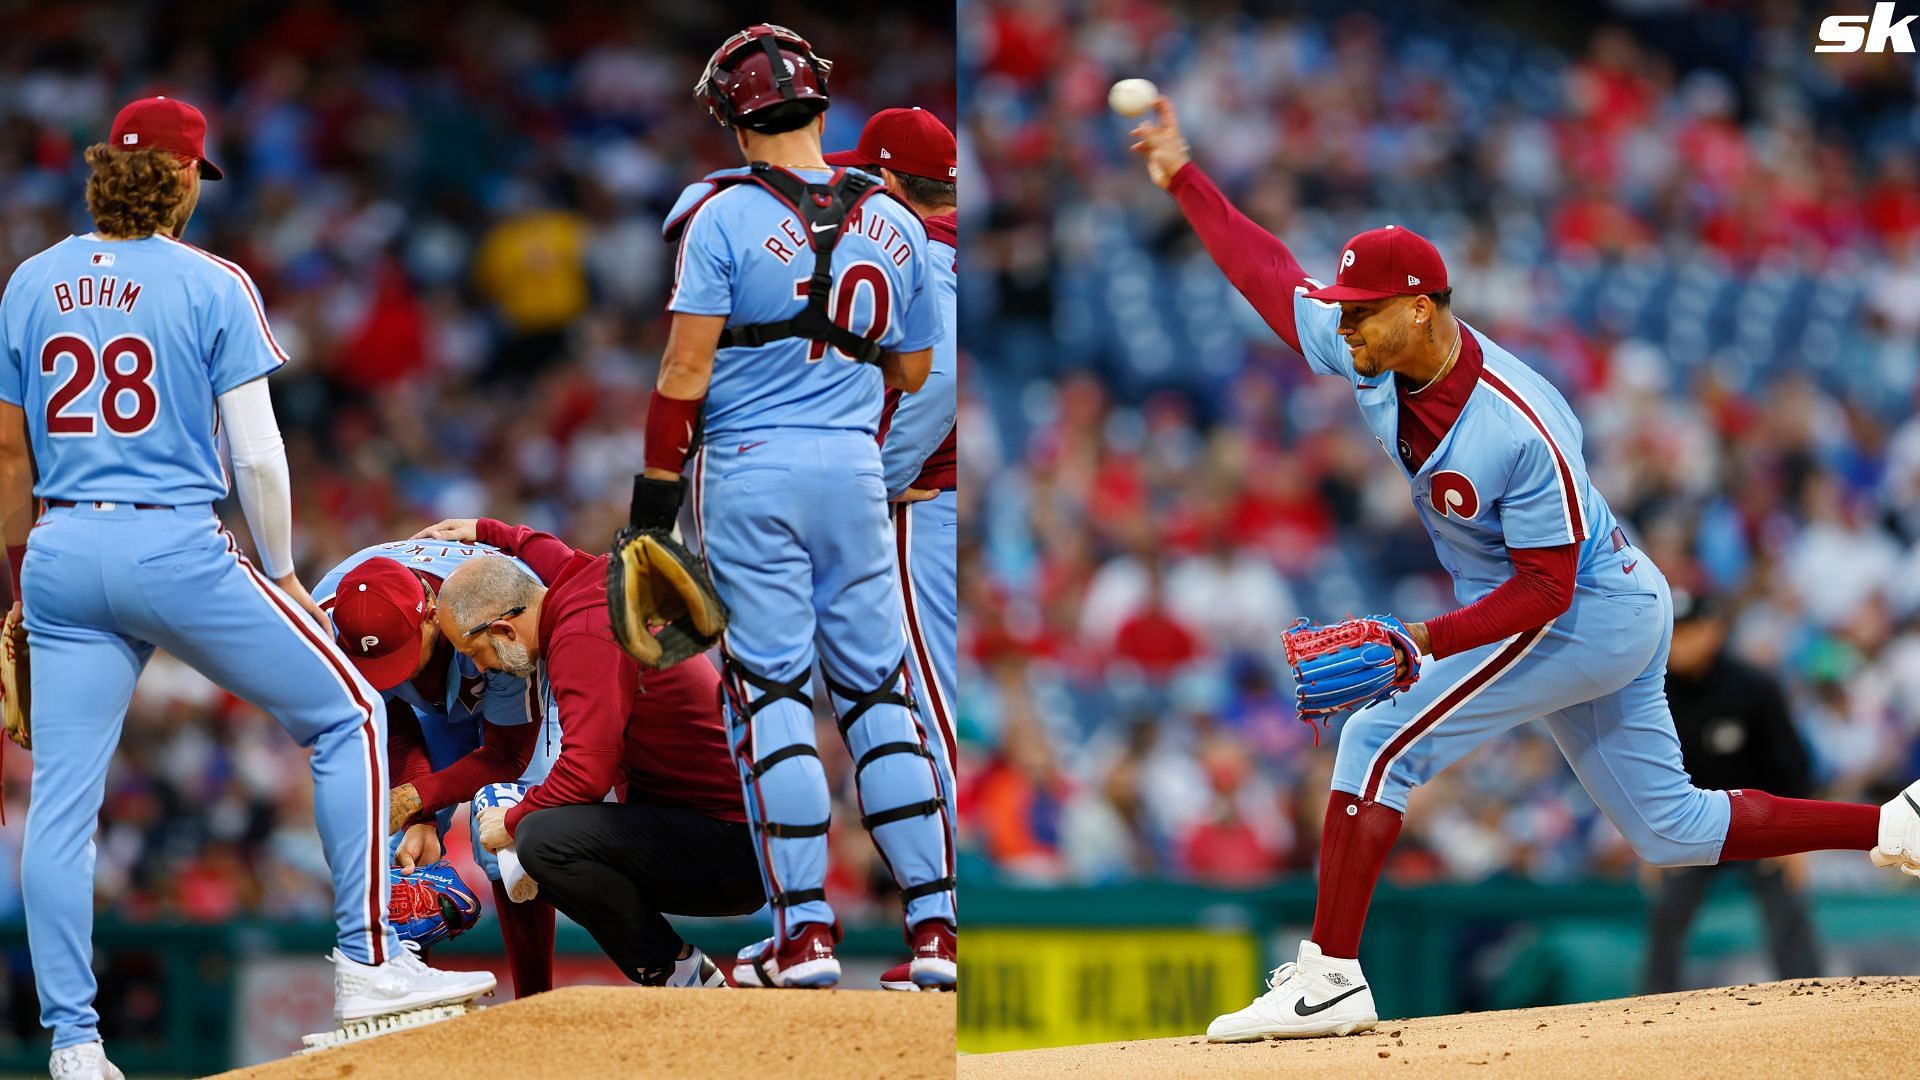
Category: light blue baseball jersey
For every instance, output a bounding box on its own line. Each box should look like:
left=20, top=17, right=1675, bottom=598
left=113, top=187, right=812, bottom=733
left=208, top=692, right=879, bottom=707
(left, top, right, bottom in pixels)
left=313, top=540, right=539, bottom=735
left=880, top=223, right=957, bottom=495
left=0, top=234, right=285, bottom=503
left=666, top=166, right=940, bottom=442
left=1291, top=293, right=1627, bottom=601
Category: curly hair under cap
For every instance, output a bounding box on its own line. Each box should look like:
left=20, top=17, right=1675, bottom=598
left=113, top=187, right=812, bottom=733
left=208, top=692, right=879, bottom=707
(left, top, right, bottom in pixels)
left=83, top=144, right=192, bottom=237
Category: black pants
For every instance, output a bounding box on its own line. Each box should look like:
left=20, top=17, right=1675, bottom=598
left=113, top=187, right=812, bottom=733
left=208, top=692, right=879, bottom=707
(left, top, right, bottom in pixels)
left=1641, top=860, right=1821, bottom=993
left=515, top=803, right=763, bottom=982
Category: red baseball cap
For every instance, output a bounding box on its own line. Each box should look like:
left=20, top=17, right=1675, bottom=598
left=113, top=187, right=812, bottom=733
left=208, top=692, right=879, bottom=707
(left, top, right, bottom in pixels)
left=332, top=558, right=434, bottom=691
left=823, top=107, right=956, bottom=182
left=1303, top=225, right=1447, bottom=302
left=109, top=96, right=223, bottom=180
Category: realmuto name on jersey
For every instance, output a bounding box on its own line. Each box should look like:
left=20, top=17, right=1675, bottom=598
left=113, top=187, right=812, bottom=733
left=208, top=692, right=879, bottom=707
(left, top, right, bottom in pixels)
left=52, top=275, right=142, bottom=315
left=760, top=205, right=915, bottom=268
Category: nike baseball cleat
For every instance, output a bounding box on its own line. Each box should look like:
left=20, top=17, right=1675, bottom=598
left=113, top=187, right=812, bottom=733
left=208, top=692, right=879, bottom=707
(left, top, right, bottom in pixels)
left=1206, top=939, right=1377, bottom=1042
left=731, top=923, right=843, bottom=988
left=332, top=941, right=497, bottom=1022
left=667, top=947, right=729, bottom=988
left=908, top=920, right=956, bottom=990
left=1870, top=778, right=1920, bottom=877
left=49, top=1041, right=123, bottom=1080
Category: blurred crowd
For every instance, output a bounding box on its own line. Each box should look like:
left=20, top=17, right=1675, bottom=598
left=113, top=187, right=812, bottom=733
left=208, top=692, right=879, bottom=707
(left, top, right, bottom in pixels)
left=0, top=0, right=953, bottom=926
left=958, top=0, right=1920, bottom=890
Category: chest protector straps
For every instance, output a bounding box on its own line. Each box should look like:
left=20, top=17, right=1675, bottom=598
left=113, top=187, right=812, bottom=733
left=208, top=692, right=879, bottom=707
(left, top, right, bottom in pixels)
left=699, top=163, right=887, bottom=364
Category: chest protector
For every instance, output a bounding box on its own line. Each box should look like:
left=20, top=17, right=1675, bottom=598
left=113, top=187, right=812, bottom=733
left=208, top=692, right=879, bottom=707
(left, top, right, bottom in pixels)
left=666, top=162, right=888, bottom=365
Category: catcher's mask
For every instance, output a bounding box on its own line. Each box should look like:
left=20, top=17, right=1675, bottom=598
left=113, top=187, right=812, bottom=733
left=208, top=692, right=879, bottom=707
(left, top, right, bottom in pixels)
left=695, top=23, right=831, bottom=130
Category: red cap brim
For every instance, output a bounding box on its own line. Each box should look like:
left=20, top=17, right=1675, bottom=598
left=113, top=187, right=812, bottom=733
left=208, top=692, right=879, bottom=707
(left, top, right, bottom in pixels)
left=341, top=634, right=421, bottom=692
left=1301, top=282, right=1405, bottom=302
left=199, top=158, right=223, bottom=181
left=823, top=149, right=873, bottom=169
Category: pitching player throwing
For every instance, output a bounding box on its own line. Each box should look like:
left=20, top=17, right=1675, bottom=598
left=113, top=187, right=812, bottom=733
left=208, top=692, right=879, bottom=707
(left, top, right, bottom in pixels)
left=1128, top=96, right=1920, bottom=1041
left=823, top=105, right=960, bottom=991
left=627, top=24, right=954, bottom=989
left=312, top=541, right=563, bottom=998
left=0, top=97, right=492, bottom=1079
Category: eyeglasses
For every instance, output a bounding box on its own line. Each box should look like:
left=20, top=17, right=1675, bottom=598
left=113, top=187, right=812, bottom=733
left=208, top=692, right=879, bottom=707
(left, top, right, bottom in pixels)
left=461, top=606, right=525, bottom=639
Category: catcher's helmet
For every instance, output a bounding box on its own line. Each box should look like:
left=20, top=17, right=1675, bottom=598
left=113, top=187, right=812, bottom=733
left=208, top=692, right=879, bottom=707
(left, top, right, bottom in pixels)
left=695, top=23, right=832, bottom=130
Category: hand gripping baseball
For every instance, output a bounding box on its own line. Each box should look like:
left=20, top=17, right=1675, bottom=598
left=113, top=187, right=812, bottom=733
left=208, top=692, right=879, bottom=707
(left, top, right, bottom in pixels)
left=1128, top=97, right=1193, bottom=190
left=1284, top=615, right=1422, bottom=737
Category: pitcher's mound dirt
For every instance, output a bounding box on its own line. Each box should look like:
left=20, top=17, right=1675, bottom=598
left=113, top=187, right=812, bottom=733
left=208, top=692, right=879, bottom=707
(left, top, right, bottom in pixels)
left=959, top=976, right=1919, bottom=1079
left=217, top=986, right=955, bottom=1080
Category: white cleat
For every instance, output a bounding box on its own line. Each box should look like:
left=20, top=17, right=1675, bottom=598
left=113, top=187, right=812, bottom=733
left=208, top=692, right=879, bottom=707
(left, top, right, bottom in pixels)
left=1206, top=940, right=1377, bottom=1042
left=49, top=1041, right=123, bottom=1080
left=332, top=941, right=497, bottom=1023
left=1870, top=779, right=1920, bottom=877
left=666, top=947, right=729, bottom=989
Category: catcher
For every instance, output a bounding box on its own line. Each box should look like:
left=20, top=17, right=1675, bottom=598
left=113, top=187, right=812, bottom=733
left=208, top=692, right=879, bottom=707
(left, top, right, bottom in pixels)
left=415, top=517, right=763, bottom=989
left=1129, top=95, right=1920, bottom=1042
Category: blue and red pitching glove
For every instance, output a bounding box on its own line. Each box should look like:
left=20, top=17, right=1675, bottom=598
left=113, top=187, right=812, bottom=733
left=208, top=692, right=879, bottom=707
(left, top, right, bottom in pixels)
left=1283, top=614, right=1422, bottom=741
left=388, top=860, right=483, bottom=949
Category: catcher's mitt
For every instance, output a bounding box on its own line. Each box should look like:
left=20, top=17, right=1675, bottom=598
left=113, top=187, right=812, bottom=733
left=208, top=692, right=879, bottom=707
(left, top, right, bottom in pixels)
left=1, top=602, right=27, bottom=751
left=609, top=530, right=728, bottom=668
left=389, top=860, right=482, bottom=949
left=1283, top=614, right=1421, bottom=737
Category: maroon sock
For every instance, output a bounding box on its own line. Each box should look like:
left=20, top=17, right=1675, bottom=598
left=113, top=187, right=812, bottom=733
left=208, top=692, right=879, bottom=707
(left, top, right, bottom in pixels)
left=1718, top=788, right=1877, bottom=861
left=491, top=879, right=556, bottom=996
left=1310, top=790, right=1404, bottom=960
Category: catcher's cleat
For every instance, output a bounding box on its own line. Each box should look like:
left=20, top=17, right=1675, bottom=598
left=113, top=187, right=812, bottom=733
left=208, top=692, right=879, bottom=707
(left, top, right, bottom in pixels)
left=908, top=920, right=956, bottom=991
left=731, top=923, right=842, bottom=988
left=1871, top=778, right=1920, bottom=877
left=1206, top=940, right=1377, bottom=1043
left=731, top=936, right=777, bottom=987
left=331, top=941, right=496, bottom=1023
left=49, top=1040, right=123, bottom=1080
left=880, top=961, right=919, bottom=992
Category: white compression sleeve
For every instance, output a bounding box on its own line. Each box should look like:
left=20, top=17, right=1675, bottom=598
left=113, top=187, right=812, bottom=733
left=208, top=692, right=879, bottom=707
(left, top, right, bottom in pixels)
left=216, top=377, right=295, bottom=580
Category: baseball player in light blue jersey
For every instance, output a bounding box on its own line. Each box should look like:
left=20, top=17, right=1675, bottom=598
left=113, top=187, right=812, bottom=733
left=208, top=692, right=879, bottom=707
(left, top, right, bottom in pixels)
left=312, top=542, right=563, bottom=998
left=1131, top=98, right=1920, bottom=1043
left=0, top=98, right=493, bottom=1079
left=823, top=106, right=960, bottom=993
left=623, top=24, right=953, bottom=990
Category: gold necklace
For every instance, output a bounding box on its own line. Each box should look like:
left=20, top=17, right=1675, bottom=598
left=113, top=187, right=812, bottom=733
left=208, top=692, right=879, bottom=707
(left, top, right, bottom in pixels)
left=1417, top=326, right=1462, bottom=393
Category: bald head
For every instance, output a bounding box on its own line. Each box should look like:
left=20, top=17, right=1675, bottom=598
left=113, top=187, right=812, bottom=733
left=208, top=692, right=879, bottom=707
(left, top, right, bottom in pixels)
left=437, top=556, right=546, bottom=677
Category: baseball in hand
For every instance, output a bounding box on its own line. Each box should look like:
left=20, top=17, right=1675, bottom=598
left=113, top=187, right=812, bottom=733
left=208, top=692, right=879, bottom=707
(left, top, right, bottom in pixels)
left=1108, top=78, right=1160, bottom=117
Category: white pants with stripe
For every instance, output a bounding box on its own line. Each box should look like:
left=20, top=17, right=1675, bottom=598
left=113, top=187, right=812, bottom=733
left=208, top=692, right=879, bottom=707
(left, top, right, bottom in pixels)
left=1329, top=568, right=1732, bottom=868
left=20, top=503, right=397, bottom=1050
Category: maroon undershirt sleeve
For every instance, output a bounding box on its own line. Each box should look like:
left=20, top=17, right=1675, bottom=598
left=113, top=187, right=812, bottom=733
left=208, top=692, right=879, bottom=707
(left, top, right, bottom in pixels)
left=1423, top=543, right=1578, bottom=659
left=501, top=629, right=631, bottom=836
left=412, top=720, right=540, bottom=814
left=1166, top=162, right=1314, bottom=354
left=475, top=518, right=578, bottom=586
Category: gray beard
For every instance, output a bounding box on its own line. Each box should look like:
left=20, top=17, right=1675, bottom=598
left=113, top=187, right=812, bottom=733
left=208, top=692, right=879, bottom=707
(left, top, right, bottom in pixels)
left=494, top=636, right=537, bottom=679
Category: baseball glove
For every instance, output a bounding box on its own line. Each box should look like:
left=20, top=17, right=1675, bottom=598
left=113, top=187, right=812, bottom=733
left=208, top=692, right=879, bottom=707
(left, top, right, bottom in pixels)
left=1, top=602, right=28, bottom=751
left=607, top=476, right=728, bottom=670
left=1283, top=615, right=1421, bottom=735
left=388, top=860, right=483, bottom=949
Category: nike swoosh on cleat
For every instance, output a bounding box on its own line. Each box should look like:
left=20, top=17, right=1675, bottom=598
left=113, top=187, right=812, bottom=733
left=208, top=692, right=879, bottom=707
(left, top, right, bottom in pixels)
left=1294, top=984, right=1368, bottom=1016
left=1905, top=792, right=1920, bottom=818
